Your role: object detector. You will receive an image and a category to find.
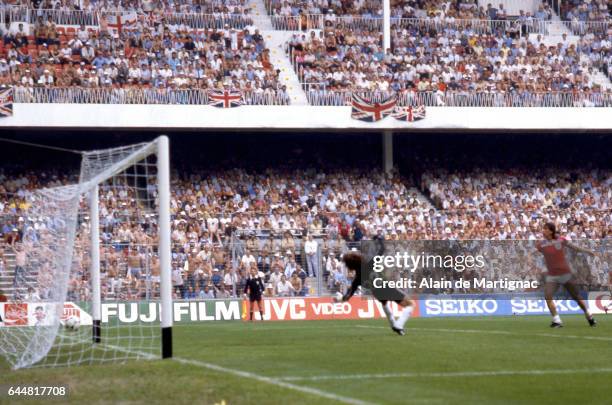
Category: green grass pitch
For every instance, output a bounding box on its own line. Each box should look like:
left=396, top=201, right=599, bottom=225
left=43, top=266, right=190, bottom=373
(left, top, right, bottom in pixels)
left=2, top=315, right=611, bottom=405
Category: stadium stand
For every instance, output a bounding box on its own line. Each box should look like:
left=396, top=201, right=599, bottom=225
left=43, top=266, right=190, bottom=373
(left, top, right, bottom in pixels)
left=0, top=3, right=290, bottom=105
left=1, top=160, right=609, bottom=301
left=289, top=22, right=611, bottom=106
left=0, top=1, right=609, bottom=106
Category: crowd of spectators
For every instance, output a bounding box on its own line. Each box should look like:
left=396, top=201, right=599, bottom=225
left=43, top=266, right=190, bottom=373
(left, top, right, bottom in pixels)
left=267, top=0, right=567, bottom=21
left=269, top=0, right=510, bottom=19
left=289, top=22, right=611, bottom=105
left=1, top=160, right=610, bottom=302
left=0, top=2, right=607, bottom=105
left=562, top=0, right=610, bottom=23
left=0, top=167, right=431, bottom=301
left=267, top=0, right=610, bottom=26
left=421, top=168, right=611, bottom=240
left=0, top=10, right=289, bottom=104
left=2, top=0, right=252, bottom=15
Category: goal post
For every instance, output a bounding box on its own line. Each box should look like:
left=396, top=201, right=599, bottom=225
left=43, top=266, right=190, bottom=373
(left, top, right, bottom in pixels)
left=0, top=135, right=173, bottom=369
left=90, top=185, right=101, bottom=344
left=85, top=136, right=172, bottom=356
left=157, top=136, right=173, bottom=359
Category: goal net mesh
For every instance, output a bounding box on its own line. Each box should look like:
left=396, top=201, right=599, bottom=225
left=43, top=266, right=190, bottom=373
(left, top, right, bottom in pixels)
left=0, top=141, right=162, bottom=369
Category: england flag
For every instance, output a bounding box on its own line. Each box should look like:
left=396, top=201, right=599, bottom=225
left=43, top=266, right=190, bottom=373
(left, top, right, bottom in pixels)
left=101, top=12, right=138, bottom=37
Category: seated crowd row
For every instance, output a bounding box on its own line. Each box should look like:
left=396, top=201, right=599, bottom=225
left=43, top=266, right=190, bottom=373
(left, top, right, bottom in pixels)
left=1, top=166, right=609, bottom=302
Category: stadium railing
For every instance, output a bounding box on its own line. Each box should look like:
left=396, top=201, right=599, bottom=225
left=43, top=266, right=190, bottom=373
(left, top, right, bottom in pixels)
left=265, top=15, right=610, bottom=36
left=12, top=86, right=291, bottom=106
left=270, top=15, right=303, bottom=31
left=29, top=8, right=99, bottom=26
left=8, top=86, right=612, bottom=107
left=146, top=12, right=255, bottom=30
left=227, top=230, right=329, bottom=297
left=2, top=7, right=257, bottom=30
left=516, top=19, right=612, bottom=36
left=303, top=88, right=612, bottom=107
left=4, top=5, right=609, bottom=36
left=243, top=10, right=610, bottom=36
left=1, top=5, right=29, bottom=24
left=393, top=17, right=518, bottom=34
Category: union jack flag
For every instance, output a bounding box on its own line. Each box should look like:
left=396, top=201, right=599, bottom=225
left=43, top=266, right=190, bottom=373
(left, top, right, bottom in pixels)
left=0, top=87, right=13, bottom=117
left=351, top=93, right=396, bottom=122
left=208, top=89, right=243, bottom=108
left=392, top=105, right=426, bottom=122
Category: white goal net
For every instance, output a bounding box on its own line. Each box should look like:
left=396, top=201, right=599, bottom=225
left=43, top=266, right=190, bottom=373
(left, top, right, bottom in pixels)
left=0, top=137, right=172, bottom=369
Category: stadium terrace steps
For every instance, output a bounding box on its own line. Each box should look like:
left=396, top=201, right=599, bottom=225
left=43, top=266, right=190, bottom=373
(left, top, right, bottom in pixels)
left=408, top=187, right=435, bottom=211
left=247, top=0, right=275, bottom=31
left=263, top=30, right=309, bottom=105
left=247, top=0, right=309, bottom=104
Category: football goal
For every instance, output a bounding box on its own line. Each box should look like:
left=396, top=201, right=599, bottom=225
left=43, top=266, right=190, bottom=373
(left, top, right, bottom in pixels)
left=0, top=136, right=172, bottom=369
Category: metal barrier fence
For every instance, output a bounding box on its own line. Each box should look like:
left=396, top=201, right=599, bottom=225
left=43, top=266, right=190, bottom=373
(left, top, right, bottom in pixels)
left=270, top=15, right=302, bottom=31
left=392, top=18, right=520, bottom=35
left=2, top=5, right=30, bottom=24
left=20, top=86, right=607, bottom=107
left=12, top=86, right=291, bottom=105
left=29, top=8, right=99, bottom=26
left=304, top=88, right=612, bottom=107
left=536, top=20, right=611, bottom=36
left=227, top=231, right=328, bottom=297
left=1, top=7, right=256, bottom=30
left=9, top=86, right=611, bottom=107
left=152, top=13, right=255, bottom=30
left=225, top=231, right=371, bottom=298
left=3, top=6, right=610, bottom=36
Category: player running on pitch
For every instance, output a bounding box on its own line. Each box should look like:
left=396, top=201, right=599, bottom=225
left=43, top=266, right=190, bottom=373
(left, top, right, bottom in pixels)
left=244, top=267, right=265, bottom=321
left=536, top=222, right=598, bottom=328
left=338, top=251, right=414, bottom=335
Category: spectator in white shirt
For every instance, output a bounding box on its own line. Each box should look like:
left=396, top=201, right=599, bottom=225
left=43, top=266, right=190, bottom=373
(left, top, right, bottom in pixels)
left=276, top=274, right=295, bottom=297
left=21, top=70, right=34, bottom=86
left=304, top=234, right=318, bottom=277
left=77, top=24, right=90, bottom=42
left=241, top=250, right=256, bottom=268
left=223, top=269, right=239, bottom=296
left=81, top=44, right=95, bottom=64
left=38, top=70, right=54, bottom=86
left=269, top=267, right=283, bottom=289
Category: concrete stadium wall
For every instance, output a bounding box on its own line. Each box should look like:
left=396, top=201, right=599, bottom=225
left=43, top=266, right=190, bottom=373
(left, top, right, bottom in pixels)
left=1, top=104, right=611, bottom=130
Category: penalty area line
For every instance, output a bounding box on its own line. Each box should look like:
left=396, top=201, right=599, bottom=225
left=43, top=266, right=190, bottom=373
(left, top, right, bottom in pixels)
left=277, top=368, right=612, bottom=382
left=95, top=341, right=374, bottom=405
left=173, top=357, right=375, bottom=405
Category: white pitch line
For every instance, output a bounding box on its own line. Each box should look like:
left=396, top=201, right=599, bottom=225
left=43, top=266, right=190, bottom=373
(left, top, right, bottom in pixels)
left=277, top=368, right=612, bottom=382
left=98, top=341, right=374, bottom=405
left=355, top=325, right=612, bottom=342
left=173, top=357, right=375, bottom=405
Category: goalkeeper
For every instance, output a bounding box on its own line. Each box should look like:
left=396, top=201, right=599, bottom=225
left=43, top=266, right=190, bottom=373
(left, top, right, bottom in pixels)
left=340, top=251, right=414, bottom=336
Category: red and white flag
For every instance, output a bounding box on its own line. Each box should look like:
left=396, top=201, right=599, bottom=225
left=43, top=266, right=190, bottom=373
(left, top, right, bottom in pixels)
left=100, top=12, right=138, bottom=37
